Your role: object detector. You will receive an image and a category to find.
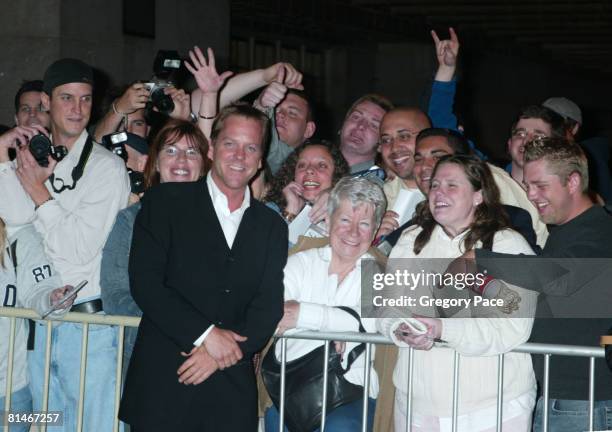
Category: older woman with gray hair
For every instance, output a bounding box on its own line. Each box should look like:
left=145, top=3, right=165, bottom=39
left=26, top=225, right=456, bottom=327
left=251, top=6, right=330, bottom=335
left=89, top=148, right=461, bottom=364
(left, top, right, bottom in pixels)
left=263, top=176, right=386, bottom=432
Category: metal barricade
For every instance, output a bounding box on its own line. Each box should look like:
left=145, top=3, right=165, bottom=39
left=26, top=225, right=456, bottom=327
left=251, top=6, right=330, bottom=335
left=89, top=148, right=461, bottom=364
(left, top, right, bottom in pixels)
left=1, top=307, right=139, bottom=432
left=0, top=308, right=606, bottom=432
left=276, top=330, right=605, bottom=432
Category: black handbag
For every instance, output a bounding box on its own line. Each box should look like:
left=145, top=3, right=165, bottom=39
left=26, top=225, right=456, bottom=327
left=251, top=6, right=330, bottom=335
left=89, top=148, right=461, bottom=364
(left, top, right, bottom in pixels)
left=261, top=306, right=368, bottom=432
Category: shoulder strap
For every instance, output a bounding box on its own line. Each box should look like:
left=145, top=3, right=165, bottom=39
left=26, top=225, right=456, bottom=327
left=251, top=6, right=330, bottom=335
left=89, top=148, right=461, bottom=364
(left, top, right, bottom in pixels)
left=335, top=306, right=367, bottom=371
left=9, top=239, right=17, bottom=273
left=49, top=135, right=94, bottom=194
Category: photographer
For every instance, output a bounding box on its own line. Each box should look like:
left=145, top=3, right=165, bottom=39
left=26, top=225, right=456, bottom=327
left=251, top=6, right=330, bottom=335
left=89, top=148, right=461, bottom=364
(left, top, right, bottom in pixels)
left=0, top=58, right=130, bottom=432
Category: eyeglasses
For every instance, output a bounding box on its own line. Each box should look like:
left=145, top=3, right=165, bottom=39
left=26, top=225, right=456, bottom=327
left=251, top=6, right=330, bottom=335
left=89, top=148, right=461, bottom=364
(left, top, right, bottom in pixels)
left=511, top=129, right=548, bottom=141
left=161, top=145, right=202, bottom=159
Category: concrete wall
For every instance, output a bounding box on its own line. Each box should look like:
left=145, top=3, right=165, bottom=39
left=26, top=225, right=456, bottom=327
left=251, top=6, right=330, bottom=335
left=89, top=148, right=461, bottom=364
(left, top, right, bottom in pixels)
left=0, top=0, right=229, bottom=126
left=322, top=40, right=611, bottom=162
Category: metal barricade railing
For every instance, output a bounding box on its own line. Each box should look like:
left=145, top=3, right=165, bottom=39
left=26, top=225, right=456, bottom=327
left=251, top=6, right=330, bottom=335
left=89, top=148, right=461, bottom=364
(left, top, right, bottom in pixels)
left=277, top=330, right=605, bottom=432
left=1, top=307, right=140, bottom=432
left=1, top=308, right=606, bottom=432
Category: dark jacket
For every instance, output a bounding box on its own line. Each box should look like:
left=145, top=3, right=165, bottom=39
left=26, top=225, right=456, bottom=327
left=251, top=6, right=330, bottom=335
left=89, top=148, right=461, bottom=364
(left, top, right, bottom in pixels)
left=119, top=178, right=288, bottom=431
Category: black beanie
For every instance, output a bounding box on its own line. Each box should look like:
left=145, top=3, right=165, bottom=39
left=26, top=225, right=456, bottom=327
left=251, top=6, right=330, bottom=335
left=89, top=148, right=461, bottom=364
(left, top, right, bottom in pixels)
left=43, top=58, right=94, bottom=95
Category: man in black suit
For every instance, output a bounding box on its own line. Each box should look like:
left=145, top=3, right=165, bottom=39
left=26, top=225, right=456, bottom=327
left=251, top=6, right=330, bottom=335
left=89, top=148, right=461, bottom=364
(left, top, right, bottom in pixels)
left=119, top=104, right=288, bottom=431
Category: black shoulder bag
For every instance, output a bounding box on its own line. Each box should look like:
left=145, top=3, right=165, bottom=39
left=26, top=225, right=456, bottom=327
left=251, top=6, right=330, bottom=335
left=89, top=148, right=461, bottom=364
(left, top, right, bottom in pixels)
left=261, top=306, right=368, bottom=432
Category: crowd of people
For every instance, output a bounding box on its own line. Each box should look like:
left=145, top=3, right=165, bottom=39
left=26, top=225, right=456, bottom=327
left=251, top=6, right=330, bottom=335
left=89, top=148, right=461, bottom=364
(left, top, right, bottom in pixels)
left=0, top=27, right=611, bottom=432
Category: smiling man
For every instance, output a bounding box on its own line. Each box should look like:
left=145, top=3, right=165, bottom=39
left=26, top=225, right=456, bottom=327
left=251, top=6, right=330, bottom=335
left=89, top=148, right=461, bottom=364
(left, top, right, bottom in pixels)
left=0, top=58, right=130, bottom=432
left=121, top=103, right=287, bottom=432
left=467, top=137, right=612, bottom=431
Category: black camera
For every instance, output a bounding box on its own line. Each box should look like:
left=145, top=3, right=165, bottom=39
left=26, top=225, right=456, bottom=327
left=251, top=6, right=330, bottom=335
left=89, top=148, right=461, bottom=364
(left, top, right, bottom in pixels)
left=143, top=50, right=182, bottom=115
left=102, top=131, right=147, bottom=195
left=101, top=131, right=129, bottom=162
left=29, top=133, right=67, bottom=167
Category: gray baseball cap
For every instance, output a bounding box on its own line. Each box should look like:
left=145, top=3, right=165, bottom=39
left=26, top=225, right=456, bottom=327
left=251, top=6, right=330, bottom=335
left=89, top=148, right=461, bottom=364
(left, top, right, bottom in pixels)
left=542, top=97, right=582, bottom=124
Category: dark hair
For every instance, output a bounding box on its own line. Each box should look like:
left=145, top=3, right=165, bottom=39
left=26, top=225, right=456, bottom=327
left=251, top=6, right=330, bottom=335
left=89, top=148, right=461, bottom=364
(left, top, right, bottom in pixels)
left=14, top=80, right=44, bottom=113
left=143, top=119, right=211, bottom=189
left=413, top=154, right=510, bottom=255
left=510, top=105, right=566, bottom=138
left=415, top=128, right=473, bottom=155
left=263, top=139, right=349, bottom=212
left=286, top=89, right=314, bottom=122
left=210, top=102, right=270, bottom=151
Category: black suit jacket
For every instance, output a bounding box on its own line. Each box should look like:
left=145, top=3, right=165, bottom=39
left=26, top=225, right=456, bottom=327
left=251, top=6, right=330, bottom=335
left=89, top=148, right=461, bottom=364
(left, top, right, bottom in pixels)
left=119, top=178, right=288, bottom=431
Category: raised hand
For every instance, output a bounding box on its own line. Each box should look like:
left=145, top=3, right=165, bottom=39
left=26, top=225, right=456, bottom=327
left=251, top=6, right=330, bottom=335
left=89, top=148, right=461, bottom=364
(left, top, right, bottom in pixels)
left=262, top=62, right=304, bottom=90
left=282, top=181, right=306, bottom=215
left=375, top=210, right=400, bottom=239
left=431, top=27, right=460, bottom=81
left=0, top=125, right=48, bottom=162
left=15, top=144, right=55, bottom=206
left=185, top=46, right=234, bottom=95
left=255, top=67, right=288, bottom=110
left=115, top=83, right=149, bottom=114
left=165, top=87, right=191, bottom=121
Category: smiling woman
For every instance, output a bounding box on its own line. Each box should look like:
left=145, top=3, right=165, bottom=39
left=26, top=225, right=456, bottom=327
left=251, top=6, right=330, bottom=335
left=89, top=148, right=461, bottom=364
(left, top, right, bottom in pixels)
left=263, top=139, right=349, bottom=223
left=263, top=177, right=386, bottom=432
left=378, top=154, right=538, bottom=432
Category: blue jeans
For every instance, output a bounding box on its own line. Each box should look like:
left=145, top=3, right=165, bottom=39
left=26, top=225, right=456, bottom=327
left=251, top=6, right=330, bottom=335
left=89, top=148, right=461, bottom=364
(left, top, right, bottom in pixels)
left=265, top=398, right=376, bottom=432
left=28, top=321, right=120, bottom=432
left=0, top=386, right=33, bottom=432
left=532, top=397, right=612, bottom=431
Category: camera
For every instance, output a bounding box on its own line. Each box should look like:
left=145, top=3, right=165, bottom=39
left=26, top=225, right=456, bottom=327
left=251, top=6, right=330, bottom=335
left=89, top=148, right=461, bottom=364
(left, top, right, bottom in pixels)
left=143, top=50, right=182, bottom=115
left=29, top=133, right=67, bottom=167
left=143, top=79, right=175, bottom=114
left=101, top=131, right=128, bottom=162
left=102, top=131, right=147, bottom=195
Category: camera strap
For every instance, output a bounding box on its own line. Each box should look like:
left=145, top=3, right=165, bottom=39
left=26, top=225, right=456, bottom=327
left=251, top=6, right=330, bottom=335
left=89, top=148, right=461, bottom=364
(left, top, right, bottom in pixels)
left=49, top=135, right=94, bottom=194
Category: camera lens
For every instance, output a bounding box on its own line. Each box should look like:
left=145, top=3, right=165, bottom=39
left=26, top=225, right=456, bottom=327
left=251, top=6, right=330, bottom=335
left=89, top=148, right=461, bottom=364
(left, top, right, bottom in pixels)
left=150, top=88, right=175, bottom=115
left=29, top=134, right=53, bottom=167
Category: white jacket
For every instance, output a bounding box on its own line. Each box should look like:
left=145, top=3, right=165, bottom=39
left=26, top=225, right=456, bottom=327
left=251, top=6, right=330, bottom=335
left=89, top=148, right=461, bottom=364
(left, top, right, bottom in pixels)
left=378, top=225, right=537, bottom=416
left=277, top=246, right=379, bottom=398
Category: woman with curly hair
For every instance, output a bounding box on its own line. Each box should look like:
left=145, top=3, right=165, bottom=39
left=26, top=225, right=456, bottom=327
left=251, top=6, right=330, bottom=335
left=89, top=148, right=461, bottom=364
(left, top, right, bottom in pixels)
left=263, top=139, right=349, bottom=224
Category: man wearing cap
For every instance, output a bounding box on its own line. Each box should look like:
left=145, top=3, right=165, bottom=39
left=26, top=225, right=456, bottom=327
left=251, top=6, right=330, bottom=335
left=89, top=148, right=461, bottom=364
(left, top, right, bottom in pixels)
left=543, top=96, right=612, bottom=203
left=0, top=58, right=130, bottom=431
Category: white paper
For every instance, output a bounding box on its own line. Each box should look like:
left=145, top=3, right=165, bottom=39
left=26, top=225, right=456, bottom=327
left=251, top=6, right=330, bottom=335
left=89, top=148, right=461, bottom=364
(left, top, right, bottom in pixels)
left=288, top=204, right=313, bottom=244
left=392, top=189, right=424, bottom=226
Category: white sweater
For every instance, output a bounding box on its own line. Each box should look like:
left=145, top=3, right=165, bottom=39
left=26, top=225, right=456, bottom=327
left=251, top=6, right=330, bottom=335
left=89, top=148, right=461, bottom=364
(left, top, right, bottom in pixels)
left=276, top=246, right=379, bottom=398
left=378, top=225, right=537, bottom=416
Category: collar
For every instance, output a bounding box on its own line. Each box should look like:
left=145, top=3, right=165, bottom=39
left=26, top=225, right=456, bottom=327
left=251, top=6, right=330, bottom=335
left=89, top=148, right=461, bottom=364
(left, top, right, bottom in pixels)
left=206, top=172, right=250, bottom=214
left=349, top=160, right=375, bottom=174
left=316, top=244, right=374, bottom=270
left=433, top=224, right=470, bottom=243
left=52, top=129, right=88, bottom=173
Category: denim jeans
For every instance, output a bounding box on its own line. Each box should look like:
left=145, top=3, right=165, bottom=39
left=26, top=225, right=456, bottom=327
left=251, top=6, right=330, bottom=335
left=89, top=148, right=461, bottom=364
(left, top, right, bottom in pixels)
left=264, top=398, right=376, bottom=432
left=0, top=386, right=33, bottom=432
left=28, top=321, right=120, bottom=432
left=532, top=397, right=612, bottom=432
